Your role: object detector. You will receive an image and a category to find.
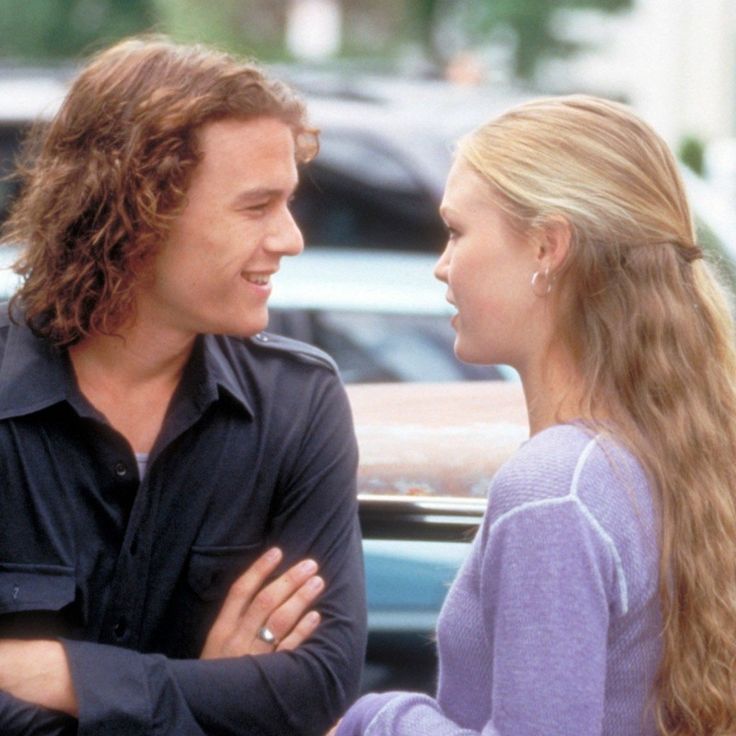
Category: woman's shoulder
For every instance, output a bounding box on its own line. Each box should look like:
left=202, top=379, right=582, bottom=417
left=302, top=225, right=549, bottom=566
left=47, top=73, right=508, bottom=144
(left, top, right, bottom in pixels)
left=488, top=423, right=597, bottom=508
left=481, top=423, right=659, bottom=618
left=487, top=423, right=652, bottom=524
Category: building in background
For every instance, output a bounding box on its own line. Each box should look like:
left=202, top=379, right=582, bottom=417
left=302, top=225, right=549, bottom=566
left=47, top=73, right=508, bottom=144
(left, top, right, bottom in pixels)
left=537, top=0, right=735, bottom=145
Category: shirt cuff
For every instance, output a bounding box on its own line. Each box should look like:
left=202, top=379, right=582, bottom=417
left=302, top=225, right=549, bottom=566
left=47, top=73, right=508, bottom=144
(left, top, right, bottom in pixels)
left=336, top=692, right=399, bottom=736
left=0, top=690, right=76, bottom=736
left=62, top=639, right=151, bottom=736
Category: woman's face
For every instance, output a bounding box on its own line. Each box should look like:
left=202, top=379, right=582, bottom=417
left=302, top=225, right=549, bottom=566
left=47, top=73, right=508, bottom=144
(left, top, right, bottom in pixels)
left=434, top=157, right=541, bottom=369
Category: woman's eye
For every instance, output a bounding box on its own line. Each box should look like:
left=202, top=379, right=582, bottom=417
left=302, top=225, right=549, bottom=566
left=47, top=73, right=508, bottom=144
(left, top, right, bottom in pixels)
left=445, top=226, right=459, bottom=241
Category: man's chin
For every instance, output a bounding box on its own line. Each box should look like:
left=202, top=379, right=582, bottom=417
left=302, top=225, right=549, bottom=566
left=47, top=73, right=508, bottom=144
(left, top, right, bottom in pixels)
left=212, top=318, right=268, bottom=340
left=222, top=307, right=269, bottom=339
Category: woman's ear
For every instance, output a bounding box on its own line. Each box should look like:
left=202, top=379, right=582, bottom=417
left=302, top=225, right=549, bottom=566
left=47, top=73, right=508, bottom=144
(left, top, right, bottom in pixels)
left=534, top=216, right=572, bottom=272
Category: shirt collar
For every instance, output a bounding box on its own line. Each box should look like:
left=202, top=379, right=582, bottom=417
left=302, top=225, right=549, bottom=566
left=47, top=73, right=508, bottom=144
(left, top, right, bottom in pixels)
left=0, top=317, right=72, bottom=419
left=177, top=333, right=256, bottom=419
left=0, top=320, right=255, bottom=421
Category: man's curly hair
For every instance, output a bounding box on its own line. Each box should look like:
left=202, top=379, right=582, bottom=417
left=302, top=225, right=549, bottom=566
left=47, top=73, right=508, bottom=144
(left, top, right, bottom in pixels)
left=2, top=36, right=318, bottom=347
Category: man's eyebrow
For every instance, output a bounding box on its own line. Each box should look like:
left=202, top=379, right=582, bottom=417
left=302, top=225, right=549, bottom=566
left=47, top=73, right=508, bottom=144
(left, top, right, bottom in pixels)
left=231, top=185, right=299, bottom=207
left=232, top=188, right=280, bottom=204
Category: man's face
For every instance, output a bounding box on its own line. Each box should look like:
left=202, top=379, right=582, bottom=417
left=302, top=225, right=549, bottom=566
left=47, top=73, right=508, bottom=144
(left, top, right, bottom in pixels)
left=137, top=116, right=303, bottom=339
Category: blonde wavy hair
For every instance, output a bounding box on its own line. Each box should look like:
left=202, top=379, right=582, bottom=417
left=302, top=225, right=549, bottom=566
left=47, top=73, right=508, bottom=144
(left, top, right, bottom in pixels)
left=460, top=95, right=736, bottom=734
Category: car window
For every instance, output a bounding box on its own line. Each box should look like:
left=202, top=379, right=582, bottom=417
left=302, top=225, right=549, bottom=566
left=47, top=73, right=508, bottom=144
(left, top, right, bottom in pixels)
left=268, top=307, right=506, bottom=382
left=292, top=131, right=446, bottom=252
left=0, top=124, right=27, bottom=223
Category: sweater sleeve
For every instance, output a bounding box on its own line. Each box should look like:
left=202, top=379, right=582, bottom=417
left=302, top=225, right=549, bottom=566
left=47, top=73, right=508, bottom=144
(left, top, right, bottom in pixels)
left=337, top=498, right=616, bottom=736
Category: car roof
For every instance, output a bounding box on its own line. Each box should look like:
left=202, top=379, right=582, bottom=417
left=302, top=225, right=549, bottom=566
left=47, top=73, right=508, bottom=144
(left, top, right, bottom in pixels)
left=0, top=246, right=19, bottom=298
left=291, top=73, right=531, bottom=199
left=0, top=66, right=70, bottom=124
left=270, top=246, right=452, bottom=315
left=0, top=243, right=452, bottom=319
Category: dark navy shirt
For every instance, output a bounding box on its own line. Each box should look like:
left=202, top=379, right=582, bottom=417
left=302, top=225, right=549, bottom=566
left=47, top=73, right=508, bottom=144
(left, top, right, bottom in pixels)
left=0, top=309, right=366, bottom=735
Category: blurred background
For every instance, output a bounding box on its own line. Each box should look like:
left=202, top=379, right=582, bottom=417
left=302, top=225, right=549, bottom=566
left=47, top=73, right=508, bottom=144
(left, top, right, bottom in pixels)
left=1, top=0, right=735, bottom=163
left=1, top=0, right=735, bottom=384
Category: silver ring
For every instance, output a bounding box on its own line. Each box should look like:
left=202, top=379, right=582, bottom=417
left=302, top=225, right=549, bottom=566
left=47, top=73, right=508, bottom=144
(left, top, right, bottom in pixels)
left=256, top=625, right=278, bottom=646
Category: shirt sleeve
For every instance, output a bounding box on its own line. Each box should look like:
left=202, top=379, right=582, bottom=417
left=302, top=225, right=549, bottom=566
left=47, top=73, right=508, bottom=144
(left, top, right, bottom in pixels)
left=62, top=375, right=367, bottom=736
left=336, top=499, right=614, bottom=736
left=0, top=691, right=77, bottom=736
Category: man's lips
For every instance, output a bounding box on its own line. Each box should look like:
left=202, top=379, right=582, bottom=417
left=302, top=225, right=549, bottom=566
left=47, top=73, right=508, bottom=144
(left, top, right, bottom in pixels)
left=241, top=270, right=276, bottom=287
left=240, top=271, right=276, bottom=303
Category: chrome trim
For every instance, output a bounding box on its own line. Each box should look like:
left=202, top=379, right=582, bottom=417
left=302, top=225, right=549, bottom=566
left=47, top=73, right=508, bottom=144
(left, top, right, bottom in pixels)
left=358, top=493, right=485, bottom=541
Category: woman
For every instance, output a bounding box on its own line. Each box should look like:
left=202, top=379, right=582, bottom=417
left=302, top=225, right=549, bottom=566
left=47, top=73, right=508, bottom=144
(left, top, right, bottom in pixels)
left=333, top=96, right=736, bottom=735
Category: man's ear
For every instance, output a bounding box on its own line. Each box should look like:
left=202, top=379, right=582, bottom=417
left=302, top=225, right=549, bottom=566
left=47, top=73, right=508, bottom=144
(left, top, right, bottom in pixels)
left=534, top=216, right=572, bottom=272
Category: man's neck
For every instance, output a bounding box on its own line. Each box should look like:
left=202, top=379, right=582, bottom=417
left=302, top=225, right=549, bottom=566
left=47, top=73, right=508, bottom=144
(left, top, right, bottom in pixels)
left=69, top=320, right=195, bottom=390
left=68, top=321, right=197, bottom=453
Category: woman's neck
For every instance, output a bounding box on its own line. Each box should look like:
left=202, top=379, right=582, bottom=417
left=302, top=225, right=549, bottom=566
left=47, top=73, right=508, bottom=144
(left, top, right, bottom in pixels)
left=520, top=343, right=589, bottom=436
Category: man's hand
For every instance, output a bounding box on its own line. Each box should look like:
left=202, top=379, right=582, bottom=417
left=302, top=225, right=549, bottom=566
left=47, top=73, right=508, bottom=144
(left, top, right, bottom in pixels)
left=201, top=547, right=324, bottom=659
left=0, top=639, right=78, bottom=716
left=0, top=549, right=323, bottom=717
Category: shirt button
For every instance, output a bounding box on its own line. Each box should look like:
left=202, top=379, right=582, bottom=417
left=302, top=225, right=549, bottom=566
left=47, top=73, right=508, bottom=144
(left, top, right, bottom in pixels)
left=113, top=617, right=128, bottom=638
left=113, top=462, right=127, bottom=478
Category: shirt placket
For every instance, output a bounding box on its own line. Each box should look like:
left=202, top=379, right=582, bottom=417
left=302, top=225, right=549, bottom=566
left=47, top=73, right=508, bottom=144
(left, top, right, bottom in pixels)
left=99, top=455, right=157, bottom=649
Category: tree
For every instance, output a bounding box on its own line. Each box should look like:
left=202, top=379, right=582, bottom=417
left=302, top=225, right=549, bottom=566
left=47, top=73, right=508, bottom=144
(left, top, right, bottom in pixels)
left=0, top=0, right=156, bottom=61
left=154, top=0, right=291, bottom=60
left=406, top=0, right=633, bottom=80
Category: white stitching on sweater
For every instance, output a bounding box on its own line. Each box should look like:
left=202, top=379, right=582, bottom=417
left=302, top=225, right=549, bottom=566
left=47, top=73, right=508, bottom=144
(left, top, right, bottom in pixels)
left=488, top=435, right=630, bottom=614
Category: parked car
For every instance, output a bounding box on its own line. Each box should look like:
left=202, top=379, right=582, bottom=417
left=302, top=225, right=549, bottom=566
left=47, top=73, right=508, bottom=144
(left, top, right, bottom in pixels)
left=283, top=68, right=736, bottom=299
left=282, top=70, right=530, bottom=254
left=267, top=246, right=517, bottom=382
left=0, top=66, right=71, bottom=223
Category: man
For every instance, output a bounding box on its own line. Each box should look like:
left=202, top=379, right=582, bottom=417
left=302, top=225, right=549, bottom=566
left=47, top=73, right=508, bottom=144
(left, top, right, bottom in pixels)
left=0, top=37, right=366, bottom=735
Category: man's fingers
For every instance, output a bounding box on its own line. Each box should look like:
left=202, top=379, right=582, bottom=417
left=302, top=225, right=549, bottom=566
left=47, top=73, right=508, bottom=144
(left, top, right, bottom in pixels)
left=243, top=558, right=319, bottom=627
left=203, top=555, right=323, bottom=659
left=242, top=569, right=325, bottom=654
left=217, top=547, right=283, bottom=625
left=277, top=610, right=321, bottom=651
left=263, top=573, right=324, bottom=643
left=201, top=547, right=283, bottom=657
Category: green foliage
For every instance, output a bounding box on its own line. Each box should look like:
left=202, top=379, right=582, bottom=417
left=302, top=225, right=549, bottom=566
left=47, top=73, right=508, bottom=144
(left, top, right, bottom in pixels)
left=0, top=0, right=634, bottom=78
left=0, top=0, right=157, bottom=60
left=678, top=134, right=706, bottom=177
left=407, top=0, right=633, bottom=80
left=153, top=0, right=291, bottom=61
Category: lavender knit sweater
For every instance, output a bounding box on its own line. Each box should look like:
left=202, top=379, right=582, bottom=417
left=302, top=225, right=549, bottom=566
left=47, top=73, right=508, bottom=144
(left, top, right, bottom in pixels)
left=337, top=424, right=661, bottom=736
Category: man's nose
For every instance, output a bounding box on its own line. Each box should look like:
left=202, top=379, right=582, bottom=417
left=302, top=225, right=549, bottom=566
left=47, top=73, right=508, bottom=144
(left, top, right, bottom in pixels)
left=266, top=206, right=304, bottom=257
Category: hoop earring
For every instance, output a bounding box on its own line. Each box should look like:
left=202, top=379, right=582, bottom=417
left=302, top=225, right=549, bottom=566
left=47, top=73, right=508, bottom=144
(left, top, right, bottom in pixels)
left=530, top=267, right=553, bottom=297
